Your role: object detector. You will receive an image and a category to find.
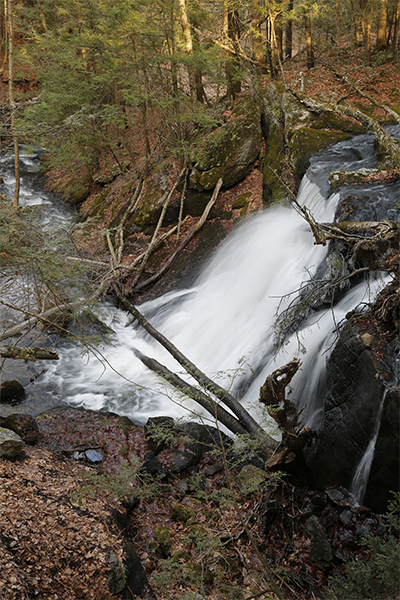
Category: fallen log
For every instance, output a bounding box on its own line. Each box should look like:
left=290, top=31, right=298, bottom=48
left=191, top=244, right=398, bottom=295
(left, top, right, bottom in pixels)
left=133, top=348, right=250, bottom=436
left=0, top=346, right=59, bottom=361
left=113, top=283, right=272, bottom=444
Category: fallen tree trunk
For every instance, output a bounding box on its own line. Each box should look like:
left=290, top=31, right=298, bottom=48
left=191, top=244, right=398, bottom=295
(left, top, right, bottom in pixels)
left=0, top=346, right=59, bottom=361
left=113, top=283, right=272, bottom=443
left=133, top=348, right=250, bottom=436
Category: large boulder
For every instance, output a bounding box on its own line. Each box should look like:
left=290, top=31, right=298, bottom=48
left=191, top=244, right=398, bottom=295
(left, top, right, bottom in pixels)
left=189, top=96, right=262, bottom=191
left=305, top=324, right=399, bottom=512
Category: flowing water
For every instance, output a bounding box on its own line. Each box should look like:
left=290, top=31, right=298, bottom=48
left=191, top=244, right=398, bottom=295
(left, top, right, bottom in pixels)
left=0, top=132, right=397, bottom=436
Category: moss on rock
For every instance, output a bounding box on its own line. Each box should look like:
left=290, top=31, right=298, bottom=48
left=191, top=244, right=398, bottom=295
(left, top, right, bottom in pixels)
left=189, top=96, right=261, bottom=191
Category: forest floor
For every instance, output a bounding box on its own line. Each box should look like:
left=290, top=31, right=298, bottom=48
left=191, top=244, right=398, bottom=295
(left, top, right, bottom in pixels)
left=1, top=406, right=398, bottom=600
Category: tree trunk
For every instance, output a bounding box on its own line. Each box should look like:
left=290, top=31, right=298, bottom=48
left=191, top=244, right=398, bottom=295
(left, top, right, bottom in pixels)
left=350, top=0, right=362, bottom=45
left=0, top=347, right=59, bottom=361
left=224, top=3, right=241, bottom=101
left=7, top=0, right=20, bottom=209
left=360, top=0, right=373, bottom=64
left=251, top=0, right=266, bottom=72
left=284, top=1, right=294, bottom=60
left=376, top=0, right=388, bottom=50
left=133, top=348, right=250, bottom=437
left=393, top=0, right=400, bottom=58
left=304, top=11, right=315, bottom=70
left=335, top=1, right=342, bottom=34
left=177, top=0, right=197, bottom=103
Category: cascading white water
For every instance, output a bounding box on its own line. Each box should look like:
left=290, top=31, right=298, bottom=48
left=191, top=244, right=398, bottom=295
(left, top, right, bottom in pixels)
left=41, top=175, right=386, bottom=432
left=2, top=133, right=393, bottom=432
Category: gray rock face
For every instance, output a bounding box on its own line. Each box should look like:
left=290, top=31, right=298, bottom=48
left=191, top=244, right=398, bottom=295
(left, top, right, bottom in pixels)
left=305, top=325, right=399, bottom=512
left=0, top=427, right=24, bottom=458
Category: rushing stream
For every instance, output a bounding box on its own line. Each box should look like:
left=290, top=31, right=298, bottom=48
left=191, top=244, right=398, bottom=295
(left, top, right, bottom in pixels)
left=1, top=132, right=398, bottom=441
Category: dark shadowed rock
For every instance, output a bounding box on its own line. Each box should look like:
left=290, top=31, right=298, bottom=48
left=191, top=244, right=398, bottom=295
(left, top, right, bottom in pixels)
left=305, top=325, right=399, bottom=512
left=0, top=380, right=26, bottom=404
left=305, top=515, right=333, bottom=568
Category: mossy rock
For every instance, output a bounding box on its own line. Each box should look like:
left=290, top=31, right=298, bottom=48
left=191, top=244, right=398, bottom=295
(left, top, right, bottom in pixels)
left=184, top=562, right=214, bottom=587
left=155, top=525, right=173, bottom=558
left=58, top=174, right=92, bottom=206
left=235, top=464, right=268, bottom=497
left=288, top=127, right=352, bottom=185
left=170, top=503, right=195, bottom=523
left=232, top=192, right=251, bottom=209
left=189, top=96, right=261, bottom=191
left=129, top=163, right=179, bottom=229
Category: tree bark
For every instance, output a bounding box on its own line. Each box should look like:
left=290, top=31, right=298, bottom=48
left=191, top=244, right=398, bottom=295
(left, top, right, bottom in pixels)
left=284, top=1, right=294, bottom=60
left=304, top=11, right=315, bottom=70
left=376, top=0, right=388, bottom=50
left=7, top=0, right=20, bottom=209
left=0, top=346, right=59, bottom=361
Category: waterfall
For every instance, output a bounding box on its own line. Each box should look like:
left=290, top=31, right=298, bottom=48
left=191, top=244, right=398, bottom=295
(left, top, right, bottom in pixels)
left=351, top=388, right=388, bottom=503
left=2, top=133, right=393, bottom=433
left=41, top=175, right=385, bottom=432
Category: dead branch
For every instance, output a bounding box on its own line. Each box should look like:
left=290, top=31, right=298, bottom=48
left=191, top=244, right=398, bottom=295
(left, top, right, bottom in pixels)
left=323, top=62, right=400, bottom=124
left=259, top=359, right=314, bottom=469
left=133, top=178, right=223, bottom=292
left=112, top=283, right=273, bottom=444
left=292, top=92, right=400, bottom=167
left=133, top=348, right=250, bottom=436
left=0, top=346, right=59, bottom=361
left=131, top=167, right=186, bottom=287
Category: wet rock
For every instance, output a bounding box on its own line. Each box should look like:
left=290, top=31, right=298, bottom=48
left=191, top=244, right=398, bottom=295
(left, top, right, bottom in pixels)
left=180, top=422, right=232, bottom=451
left=3, top=413, right=39, bottom=445
left=305, top=325, right=399, bottom=513
left=305, top=515, right=333, bottom=569
left=0, top=380, right=26, bottom=404
left=168, top=447, right=203, bottom=473
left=140, top=450, right=168, bottom=477
left=0, top=427, right=24, bottom=458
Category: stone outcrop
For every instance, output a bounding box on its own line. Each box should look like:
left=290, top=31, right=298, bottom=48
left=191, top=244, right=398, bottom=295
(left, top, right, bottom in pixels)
left=0, top=380, right=26, bottom=404
left=189, top=96, right=262, bottom=191
left=305, top=324, right=399, bottom=513
left=259, top=81, right=364, bottom=203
